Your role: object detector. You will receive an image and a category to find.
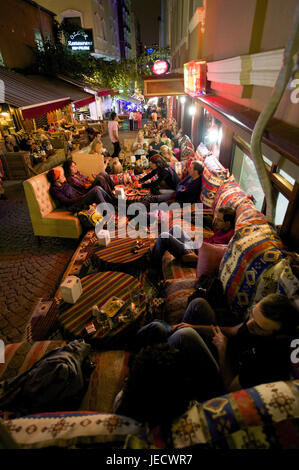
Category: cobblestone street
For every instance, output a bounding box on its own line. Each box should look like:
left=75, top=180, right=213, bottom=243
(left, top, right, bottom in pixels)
left=0, top=180, right=75, bottom=344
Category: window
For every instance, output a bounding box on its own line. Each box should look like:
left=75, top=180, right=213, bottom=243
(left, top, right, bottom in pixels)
left=231, top=145, right=265, bottom=211
left=262, top=155, right=272, bottom=167
left=34, top=29, right=44, bottom=51
left=277, top=168, right=295, bottom=186
left=63, top=17, right=82, bottom=28
left=275, top=192, right=289, bottom=226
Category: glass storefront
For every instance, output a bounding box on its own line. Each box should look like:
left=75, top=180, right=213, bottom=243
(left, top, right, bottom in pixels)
left=231, top=144, right=265, bottom=211
left=200, top=109, right=222, bottom=157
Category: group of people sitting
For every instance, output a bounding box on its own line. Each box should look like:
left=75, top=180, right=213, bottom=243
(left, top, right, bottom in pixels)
left=45, top=125, right=299, bottom=439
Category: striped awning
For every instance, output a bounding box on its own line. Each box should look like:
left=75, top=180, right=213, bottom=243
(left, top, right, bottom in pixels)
left=0, top=69, right=96, bottom=119
left=57, top=75, right=114, bottom=98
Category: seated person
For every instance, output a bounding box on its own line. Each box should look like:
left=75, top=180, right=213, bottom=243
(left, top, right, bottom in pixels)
left=160, top=132, right=173, bottom=149
left=4, top=135, right=18, bottom=152
left=131, top=133, right=148, bottom=160
left=160, top=144, right=178, bottom=163
left=135, top=293, right=299, bottom=394
left=148, top=207, right=236, bottom=275
left=19, top=134, right=33, bottom=151
left=148, top=134, right=163, bottom=154
left=137, top=154, right=180, bottom=194
left=47, top=168, right=114, bottom=213
left=145, top=160, right=203, bottom=208
left=63, top=160, right=116, bottom=201
left=114, top=343, right=202, bottom=434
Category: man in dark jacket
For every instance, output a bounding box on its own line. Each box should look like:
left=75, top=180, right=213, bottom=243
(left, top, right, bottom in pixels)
left=146, top=160, right=204, bottom=206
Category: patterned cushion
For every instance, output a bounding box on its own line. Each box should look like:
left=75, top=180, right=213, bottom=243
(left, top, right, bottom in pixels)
left=3, top=412, right=144, bottom=449
left=0, top=341, right=66, bottom=382
left=219, top=220, right=284, bottom=320
left=172, top=380, right=299, bottom=449
left=212, top=179, right=253, bottom=219
left=165, top=289, right=196, bottom=325
left=200, top=156, right=230, bottom=208
left=196, top=242, right=227, bottom=278
left=252, top=258, right=293, bottom=306
left=277, top=260, right=299, bottom=300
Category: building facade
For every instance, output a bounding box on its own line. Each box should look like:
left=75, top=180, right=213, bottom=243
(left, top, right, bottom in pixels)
left=116, top=0, right=136, bottom=59
left=0, top=0, right=55, bottom=70
left=38, top=0, right=121, bottom=61
left=163, top=0, right=299, bottom=248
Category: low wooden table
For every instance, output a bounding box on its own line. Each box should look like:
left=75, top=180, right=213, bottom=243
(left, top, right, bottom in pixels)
left=92, top=236, right=151, bottom=277
left=59, top=271, right=146, bottom=348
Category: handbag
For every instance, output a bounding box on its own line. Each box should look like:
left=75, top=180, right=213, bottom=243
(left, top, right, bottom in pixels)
left=77, top=204, right=103, bottom=229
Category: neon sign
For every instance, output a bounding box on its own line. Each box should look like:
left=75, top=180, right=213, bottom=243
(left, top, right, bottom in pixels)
left=152, top=60, right=170, bottom=76
left=67, top=29, right=94, bottom=52
left=184, top=61, right=207, bottom=96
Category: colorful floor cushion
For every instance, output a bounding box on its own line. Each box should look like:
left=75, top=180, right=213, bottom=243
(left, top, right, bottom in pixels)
left=3, top=411, right=144, bottom=449
left=172, top=379, right=299, bottom=449
left=0, top=341, right=66, bottom=382
left=163, top=278, right=197, bottom=325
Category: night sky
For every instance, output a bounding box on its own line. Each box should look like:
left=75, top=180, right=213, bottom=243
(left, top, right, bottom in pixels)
left=131, top=0, right=161, bottom=47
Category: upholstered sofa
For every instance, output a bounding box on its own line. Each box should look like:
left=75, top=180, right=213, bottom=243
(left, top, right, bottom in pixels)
left=23, top=166, right=82, bottom=239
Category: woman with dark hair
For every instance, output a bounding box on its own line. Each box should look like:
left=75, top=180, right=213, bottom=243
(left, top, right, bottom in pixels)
left=63, top=160, right=116, bottom=201
left=138, top=154, right=180, bottom=194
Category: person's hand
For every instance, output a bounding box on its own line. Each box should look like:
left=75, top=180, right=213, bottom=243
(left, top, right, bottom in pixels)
left=171, top=322, right=193, bottom=332
left=211, top=325, right=228, bottom=354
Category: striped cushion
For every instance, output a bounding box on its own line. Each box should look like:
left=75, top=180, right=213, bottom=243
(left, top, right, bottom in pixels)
left=0, top=341, right=66, bottom=382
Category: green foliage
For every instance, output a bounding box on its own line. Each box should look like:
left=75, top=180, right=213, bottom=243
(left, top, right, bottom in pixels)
left=28, top=30, right=170, bottom=96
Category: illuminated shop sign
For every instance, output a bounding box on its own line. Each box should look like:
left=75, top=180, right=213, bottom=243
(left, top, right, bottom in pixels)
left=67, top=29, right=94, bottom=52
left=184, top=61, right=207, bottom=96
left=146, top=48, right=154, bottom=53
left=152, top=60, right=170, bottom=76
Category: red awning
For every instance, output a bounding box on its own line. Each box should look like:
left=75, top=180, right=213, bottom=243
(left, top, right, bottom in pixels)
left=73, top=96, right=96, bottom=109
left=21, top=98, right=71, bottom=120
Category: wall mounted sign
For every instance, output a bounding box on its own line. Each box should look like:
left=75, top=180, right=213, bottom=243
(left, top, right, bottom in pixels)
left=152, top=60, right=170, bottom=76
left=67, top=29, right=94, bottom=52
left=184, top=61, right=207, bottom=96
left=146, top=48, right=154, bottom=53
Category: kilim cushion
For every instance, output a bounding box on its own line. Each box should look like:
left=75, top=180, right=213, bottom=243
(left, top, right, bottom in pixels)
left=172, top=380, right=299, bottom=449
left=165, top=289, right=196, bottom=325
left=0, top=341, right=66, bottom=382
left=200, top=156, right=230, bottom=208
left=219, top=219, right=284, bottom=320
left=3, top=411, right=144, bottom=449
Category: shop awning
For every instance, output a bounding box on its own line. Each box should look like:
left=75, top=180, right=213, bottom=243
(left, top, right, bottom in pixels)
left=26, top=75, right=97, bottom=110
left=142, top=73, right=184, bottom=97
left=57, top=75, right=114, bottom=98
left=0, top=68, right=73, bottom=119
